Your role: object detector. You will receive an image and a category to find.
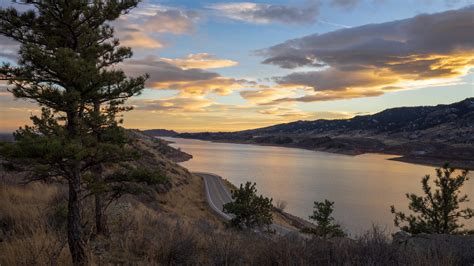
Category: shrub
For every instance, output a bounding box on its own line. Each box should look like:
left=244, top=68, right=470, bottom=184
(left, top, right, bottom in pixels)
left=309, top=199, right=346, bottom=238
left=391, top=164, right=473, bottom=234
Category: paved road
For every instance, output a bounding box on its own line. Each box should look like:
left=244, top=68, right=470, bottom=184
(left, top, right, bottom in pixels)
left=195, top=172, right=293, bottom=235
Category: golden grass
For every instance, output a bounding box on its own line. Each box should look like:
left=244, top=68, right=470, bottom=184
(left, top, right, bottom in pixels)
left=130, top=132, right=224, bottom=226
left=0, top=173, right=461, bottom=265
left=0, top=173, right=71, bottom=265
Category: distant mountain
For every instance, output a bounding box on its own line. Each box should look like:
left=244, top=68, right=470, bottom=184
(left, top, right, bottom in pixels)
left=0, top=133, right=14, bottom=142
left=242, top=98, right=474, bottom=138
left=142, top=129, right=178, bottom=137
left=177, top=98, right=474, bottom=169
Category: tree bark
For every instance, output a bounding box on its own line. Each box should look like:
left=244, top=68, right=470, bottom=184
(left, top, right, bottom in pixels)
left=92, top=100, right=109, bottom=236
left=95, top=193, right=109, bottom=236
left=94, top=164, right=109, bottom=236
left=67, top=167, right=88, bottom=265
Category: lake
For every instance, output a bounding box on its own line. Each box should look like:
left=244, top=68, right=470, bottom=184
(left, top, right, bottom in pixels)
left=165, top=137, right=474, bottom=235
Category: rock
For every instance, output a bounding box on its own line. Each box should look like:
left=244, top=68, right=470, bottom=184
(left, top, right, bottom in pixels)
left=392, top=231, right=412, bottom=244
left=392, top=232, right=474, bottom=264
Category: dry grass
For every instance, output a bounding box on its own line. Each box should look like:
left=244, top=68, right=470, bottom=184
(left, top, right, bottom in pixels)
left=0, top=173, right=71, bottom=265
left=130, top=132, right=223, bottom=226
left=0, top=173, right=463, bottom=265
left=0, top=132, right=467, bottom=265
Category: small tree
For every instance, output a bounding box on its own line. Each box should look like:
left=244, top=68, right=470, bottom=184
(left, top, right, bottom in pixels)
left=309, top=200, right=345, bottom=238
left=391, top=164, right=473, bottom=234
left=223, top=182, right=273, bottom=229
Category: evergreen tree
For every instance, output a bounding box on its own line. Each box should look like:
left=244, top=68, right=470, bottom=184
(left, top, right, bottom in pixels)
left=0, top=1, right=153, bottom=264
left=309, top=200, right=345, bottom=238
left=391, top=164, right=473, bottom=234
left=223, top=182, right=273, bottom=229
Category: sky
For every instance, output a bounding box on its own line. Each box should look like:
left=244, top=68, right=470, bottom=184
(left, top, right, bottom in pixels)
left=0, top=0, right=473, bottom=132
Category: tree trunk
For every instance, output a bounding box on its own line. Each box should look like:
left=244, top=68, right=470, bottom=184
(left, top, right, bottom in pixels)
left=94, top=164, right=109, bottom=236
left=92, top=100, right=109, bottom=236
left=67, top=167, right=88, bottom=265
left=95, top=192, right=109, bottom=236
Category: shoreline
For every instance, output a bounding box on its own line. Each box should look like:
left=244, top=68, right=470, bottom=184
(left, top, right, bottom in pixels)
left=170, top=137, right=474, bottom=170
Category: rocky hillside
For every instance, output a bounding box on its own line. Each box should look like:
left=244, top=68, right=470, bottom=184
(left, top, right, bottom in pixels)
left=131, top=131, right=192, bottom=162
left=177, top=98, right=474, bottom=169
left=121, top=130, right=220, bottom=224
left=243, top=97, right=474, bottom=144
left=142, top=129, right=179, bottom=137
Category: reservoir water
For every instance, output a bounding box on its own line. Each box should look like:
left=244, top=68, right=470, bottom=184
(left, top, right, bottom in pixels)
left=165, top=137, right=474, bottom=235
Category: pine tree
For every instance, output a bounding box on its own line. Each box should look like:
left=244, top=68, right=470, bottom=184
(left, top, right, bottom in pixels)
left=391, top=164, right=473, bottom=234
left=309, top=200, right=345, bottom=238
left=0, top=1, right=150, bottom=264
left=223, top=182, right=273, bottom=229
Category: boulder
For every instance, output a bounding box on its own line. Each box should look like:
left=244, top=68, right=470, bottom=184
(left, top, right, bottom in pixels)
left=392, top=231, right=474, bottom=263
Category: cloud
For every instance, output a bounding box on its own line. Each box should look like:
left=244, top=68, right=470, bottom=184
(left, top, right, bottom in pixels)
left=208, top=1, right=319, bottom=25
left=114, top=4, right=200, bottom=49
left=119, top=31, right=164, bottom=49
left=152, top=77, right=250, bottom=96
left=126, top=94, right=323, bottom=132
left=257, top=107, right=313, bottom=119
left=142, top=8, right=199, bottom=34
left=258, top=107, right=354, bottom=120
left=272, top=89, right=385, bottom=103
left=0, top=35, right=19, bottom=61
left=274, top=68, right=398, bottom=91
left=136, top=96, right=213, bottom=112
left=122, top=56, right=250, bottom=96
left=161, top=53, right=238, bottom=69
left=239, top=88, right=297, bottom=104
left=0, top=81, right=39, bottom=131
left=330, top=0, right=360, bottom=9
left=258, top=6, right=474, bottom=102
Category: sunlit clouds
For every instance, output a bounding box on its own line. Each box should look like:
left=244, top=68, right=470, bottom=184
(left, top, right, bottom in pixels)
left=114, top=4, right=199, bottom=50
left=1, top=1, right=473, bottom=132
left=258, top=6, right=474, bottom=103
left=161, top=53, right=238, bottom=70
left=122, top=56, right=248, bottom=96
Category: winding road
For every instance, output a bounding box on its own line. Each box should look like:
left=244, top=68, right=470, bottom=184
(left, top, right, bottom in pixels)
left=195, top=172, right=293, bottom=235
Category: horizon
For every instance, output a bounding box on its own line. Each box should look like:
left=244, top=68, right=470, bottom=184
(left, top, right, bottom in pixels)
left=1, top=0, right=473, bottom=132
left=0, top=96, right=471, bottom=134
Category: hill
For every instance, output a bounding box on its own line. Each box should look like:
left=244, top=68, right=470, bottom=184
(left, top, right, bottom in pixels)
left=177, top=98, right=474, bottom=169
left=142, top=129, right=179, bottom=137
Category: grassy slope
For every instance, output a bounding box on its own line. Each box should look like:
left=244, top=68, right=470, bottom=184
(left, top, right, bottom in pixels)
left=132, top=129, right=308, bottom=230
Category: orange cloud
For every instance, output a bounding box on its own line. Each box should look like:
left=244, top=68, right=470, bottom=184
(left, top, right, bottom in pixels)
left=136, top=96, right=213, bottom=113
left=120, top=31, right=163, bottom=49
left=161, top=53, right=238, bottom=69
left=151, top=77, right=249, bottom=96
left=114, top=4, right=199, bottom=49
left=240, top=88, right=297, bottom=104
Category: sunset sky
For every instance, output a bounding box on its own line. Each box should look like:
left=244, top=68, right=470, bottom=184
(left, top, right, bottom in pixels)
left=0, top=0, right=473, bottom=132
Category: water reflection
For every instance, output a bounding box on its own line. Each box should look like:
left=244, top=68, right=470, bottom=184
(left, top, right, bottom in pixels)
left=165, top=137, right=474, bottom=235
